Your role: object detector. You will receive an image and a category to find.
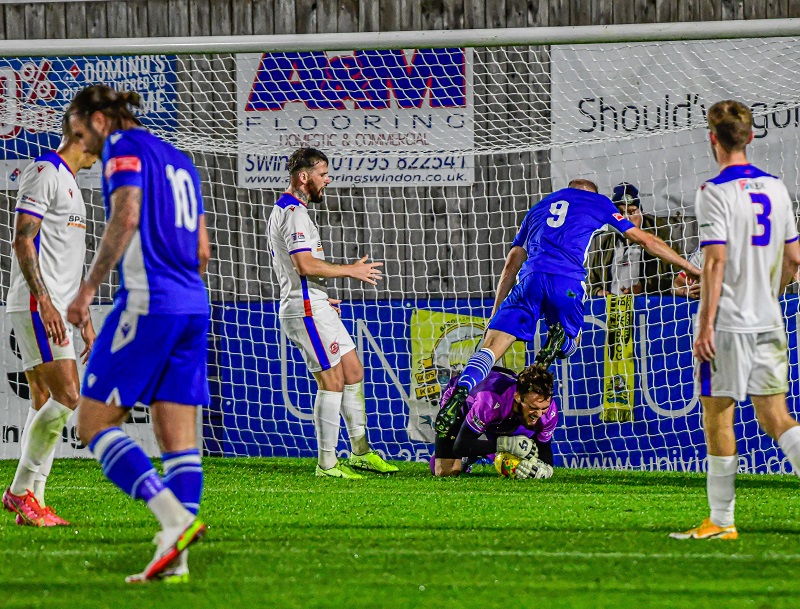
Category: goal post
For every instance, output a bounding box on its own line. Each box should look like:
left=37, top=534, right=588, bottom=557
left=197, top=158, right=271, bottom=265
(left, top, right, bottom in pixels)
left=0, top=20, right=799, bottom=472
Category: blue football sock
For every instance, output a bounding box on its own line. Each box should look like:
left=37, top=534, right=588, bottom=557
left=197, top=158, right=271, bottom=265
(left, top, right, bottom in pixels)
left=561, top=335, right=578, bottom=358
left=89, top=427, right=164, bottom=502
left=162, top=449, right=203, bottom=515
left=459, top=348, right=496, bottom=391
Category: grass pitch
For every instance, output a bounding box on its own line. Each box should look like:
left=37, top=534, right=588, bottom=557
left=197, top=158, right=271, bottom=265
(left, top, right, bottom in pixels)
left=1, top=459, right=799, bottom=609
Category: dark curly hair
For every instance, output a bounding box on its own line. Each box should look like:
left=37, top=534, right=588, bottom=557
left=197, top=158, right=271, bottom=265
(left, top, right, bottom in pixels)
left=516, top=364, right=554, bottom=400
left=287, top=147, right=328, bottom=176
left=66, top=84, right=142, bottom=126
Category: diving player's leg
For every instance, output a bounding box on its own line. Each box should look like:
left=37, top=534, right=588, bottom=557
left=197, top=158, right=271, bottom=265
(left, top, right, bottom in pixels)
left=434, top=329, right=517, bottom=440
left=339, top=350, right=398, bottom=474
left=536, top=275, right=584, bottom=369
left=436, top=279, right=541, bottom=440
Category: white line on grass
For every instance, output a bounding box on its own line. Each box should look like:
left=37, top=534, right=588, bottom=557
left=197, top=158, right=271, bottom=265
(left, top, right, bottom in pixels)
left=4, top=546, right=800, bottom=562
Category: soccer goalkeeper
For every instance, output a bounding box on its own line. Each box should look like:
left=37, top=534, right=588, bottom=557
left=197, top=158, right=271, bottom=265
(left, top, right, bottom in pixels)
left=431, top=364, right=556, bottom=480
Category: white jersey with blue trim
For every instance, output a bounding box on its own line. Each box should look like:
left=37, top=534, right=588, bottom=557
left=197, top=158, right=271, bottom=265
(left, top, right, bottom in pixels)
left=696, top=164, right=799, bottom=333
left=7, top=152, right=87, bottom=314
left=267, top=193, right=329, bottom=318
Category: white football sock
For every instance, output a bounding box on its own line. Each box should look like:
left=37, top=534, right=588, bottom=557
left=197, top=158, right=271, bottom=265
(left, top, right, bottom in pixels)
left=314, top=390, right=342, bottom=469
left=777, top=425, right=800, bottom=476
left=707, top=454, right=737, bottom=527
left=33, top=444, right=56, bottom=506
left=19, top=406, right=37, bottom=453
left=10, top=399, right=71, bottom=496
left=147, top=489, right=193, bottom=532
left=342, top=382, right=369, bottom=456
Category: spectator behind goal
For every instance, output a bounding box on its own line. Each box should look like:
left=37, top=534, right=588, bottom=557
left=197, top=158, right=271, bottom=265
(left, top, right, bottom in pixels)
left=586, top=183, right=671, bottom=296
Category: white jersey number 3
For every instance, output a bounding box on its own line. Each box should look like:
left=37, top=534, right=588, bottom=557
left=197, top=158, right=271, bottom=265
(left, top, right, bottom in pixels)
left=547, top=200, right=569, bottom=228
left=166, top=165, right=198, bottom=232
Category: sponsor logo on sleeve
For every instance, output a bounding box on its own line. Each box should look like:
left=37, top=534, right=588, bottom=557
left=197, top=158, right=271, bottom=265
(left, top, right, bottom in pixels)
left=20, top=194, right=38, bottom=206
left=67, top=214, right=86, bottom=229
left=612, top=212, right=625, bottom=221
left=291, top=232, right=306, bottom=242
left=104, top=155, right=142, bottom=178
left=469, top=412, right=485, bottom=430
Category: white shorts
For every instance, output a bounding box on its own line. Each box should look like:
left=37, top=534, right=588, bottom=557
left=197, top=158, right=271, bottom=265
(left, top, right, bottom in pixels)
left=281, top=306, right=356, bottom=373
left=8, top=310, right=76, bottom=371
left=695, top=328, right=788, bottom=401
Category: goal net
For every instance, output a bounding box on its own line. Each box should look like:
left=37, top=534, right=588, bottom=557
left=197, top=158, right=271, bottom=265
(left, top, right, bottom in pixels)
left=0, top=28, right=798, bottom=473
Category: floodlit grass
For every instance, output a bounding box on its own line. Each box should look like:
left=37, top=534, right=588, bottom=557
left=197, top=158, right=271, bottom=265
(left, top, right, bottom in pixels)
left=1, top=458, right=799, bottom=608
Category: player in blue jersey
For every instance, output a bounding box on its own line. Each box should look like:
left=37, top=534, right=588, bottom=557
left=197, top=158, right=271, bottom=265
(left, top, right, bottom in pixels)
left=435, top=179, right=701, bottom=439
left=65, top=85, right=209, bottom=583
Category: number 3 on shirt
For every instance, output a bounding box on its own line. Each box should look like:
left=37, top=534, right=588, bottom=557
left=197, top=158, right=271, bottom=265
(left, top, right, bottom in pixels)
left=166, top=164, right=199, bottom=232
left=750, top=193, right=771, bottom=247
left=547, top=200, right=569, bottom=228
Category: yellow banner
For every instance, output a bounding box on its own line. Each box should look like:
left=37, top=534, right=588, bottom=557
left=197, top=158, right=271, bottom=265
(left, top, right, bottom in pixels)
left=407, top=309, right=527, bottom=442
left=601, top=294, right=635, bottom=422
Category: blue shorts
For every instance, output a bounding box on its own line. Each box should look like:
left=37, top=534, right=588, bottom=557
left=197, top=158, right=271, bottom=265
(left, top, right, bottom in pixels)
left=488, top=272, right=585, bottom=341
left=82, top=307, right=209, bottom=408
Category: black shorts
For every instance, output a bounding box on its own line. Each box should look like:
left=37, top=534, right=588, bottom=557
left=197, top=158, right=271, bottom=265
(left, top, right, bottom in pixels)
left=434, top=435, right=457, bottom=460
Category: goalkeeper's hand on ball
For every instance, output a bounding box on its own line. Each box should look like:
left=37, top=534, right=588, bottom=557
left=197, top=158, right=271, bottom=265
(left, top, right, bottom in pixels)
left=496, top=435, right=538, bottom=460
left=515, top=458, right=553, bottom=480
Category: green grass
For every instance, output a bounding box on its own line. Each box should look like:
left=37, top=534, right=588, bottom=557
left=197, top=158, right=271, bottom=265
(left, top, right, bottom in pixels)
left=1, top=459, right=800, bottom=609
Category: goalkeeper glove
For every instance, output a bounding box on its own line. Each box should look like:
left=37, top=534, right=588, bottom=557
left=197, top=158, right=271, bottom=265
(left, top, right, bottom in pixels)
left=515, top=458, right=553, bottom=480
left=496, top=435, right=538, bottom=460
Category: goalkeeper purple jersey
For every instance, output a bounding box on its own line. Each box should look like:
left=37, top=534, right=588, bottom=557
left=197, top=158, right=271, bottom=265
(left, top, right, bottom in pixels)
left=440, top=368, right=558, bottom=442
left=512, top=187, right=635, bottom=281
left=101, top=128, right=208, bottom=315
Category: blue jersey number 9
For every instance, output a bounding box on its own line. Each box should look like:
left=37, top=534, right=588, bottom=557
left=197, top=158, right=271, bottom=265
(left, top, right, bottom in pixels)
left=546, top=200, right=569, bottom=228
left=166, top=165, right=199, bottom=232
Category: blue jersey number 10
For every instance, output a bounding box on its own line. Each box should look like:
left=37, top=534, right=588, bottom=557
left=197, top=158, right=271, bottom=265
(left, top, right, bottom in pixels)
left=166, top=165, right=199, bottom=232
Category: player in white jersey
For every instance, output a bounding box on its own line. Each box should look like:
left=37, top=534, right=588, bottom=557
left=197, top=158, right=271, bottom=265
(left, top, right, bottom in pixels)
left=2, top=115, right=98, bottom=526
left=268, top=147, right=398, bottom=478
left=671, top=100, right=800, bottom=540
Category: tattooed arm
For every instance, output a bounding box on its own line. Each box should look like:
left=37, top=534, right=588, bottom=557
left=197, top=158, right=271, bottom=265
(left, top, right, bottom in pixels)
left=67, top=186, right=142, bottom=329
left=13, top=212, right=68, bottom=345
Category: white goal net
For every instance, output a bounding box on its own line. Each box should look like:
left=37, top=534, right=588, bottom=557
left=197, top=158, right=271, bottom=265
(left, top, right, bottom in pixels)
left=0, top=28, right=799, bottom=472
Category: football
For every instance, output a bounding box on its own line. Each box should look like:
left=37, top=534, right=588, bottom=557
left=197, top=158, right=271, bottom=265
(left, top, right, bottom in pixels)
left=493, top=452, right=521, bottom=478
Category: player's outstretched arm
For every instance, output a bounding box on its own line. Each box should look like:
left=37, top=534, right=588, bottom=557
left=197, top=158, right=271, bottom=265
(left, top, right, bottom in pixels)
left=695, top=244, right=726, bottom=362
left=780, top=240, right=800, bottom=292
left=291, top=251, right=383, bottom=285
left=624, top=227, right=701, bottom=279
left=198, top=214, right=211, bottom=275
left=13, top=212, right=68, bottom=346
left=68, top=186, right=142, bottom=329
left=490, top=246, right=527, bottom=318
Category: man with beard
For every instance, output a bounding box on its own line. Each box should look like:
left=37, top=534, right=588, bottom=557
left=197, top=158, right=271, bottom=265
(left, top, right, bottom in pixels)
left=267, top=148, right=397, bottom=478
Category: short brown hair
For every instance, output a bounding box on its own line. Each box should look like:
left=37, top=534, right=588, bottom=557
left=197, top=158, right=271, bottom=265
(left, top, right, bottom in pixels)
left=67, top=84, right=142, bottom=126
left=568, top=178, right=598, bottom=193
left=287, top=147, right=328, bottom=176
left=708, top=100, right=752, bottom=152
left=516, top=364, right=554, bottom=401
